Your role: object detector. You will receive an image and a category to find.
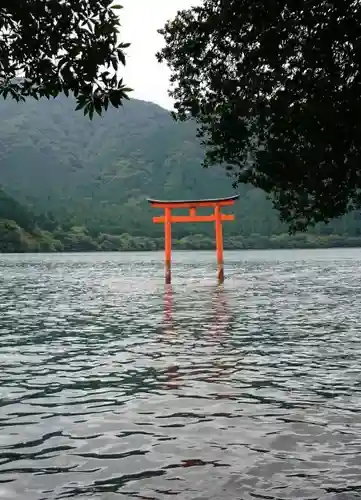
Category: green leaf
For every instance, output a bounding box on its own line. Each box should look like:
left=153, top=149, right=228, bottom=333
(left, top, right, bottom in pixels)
left=118, top=51, right=126, bottom=66
left=75, top=101, right=86, bottom=111
left=109, top=92, right=120, bottom=108
left=94, top=99, right=102, bottom=116
left=119, top=87, right=133, bottom=93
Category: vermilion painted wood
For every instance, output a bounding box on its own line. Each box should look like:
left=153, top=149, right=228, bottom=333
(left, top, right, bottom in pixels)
left=152, top=214, right=234, bottom=223
left=214, top=204, right=224, bottom=283
left=147, top=194, right=239, bottom=209
left=164, top=207, right=172, bottom=284
left=148, top=195, right=239, bottom=284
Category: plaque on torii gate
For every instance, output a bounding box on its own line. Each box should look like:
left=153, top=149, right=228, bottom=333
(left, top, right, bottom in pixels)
left=147, top=195, right=239, bottom=284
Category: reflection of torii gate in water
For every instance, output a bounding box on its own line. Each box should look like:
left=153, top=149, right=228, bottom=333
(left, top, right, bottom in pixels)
left=161, top=284, right=235, bottom=392
left=163, top=284, right=230, bottom=337
left=147, top=195, right=239, bottom=284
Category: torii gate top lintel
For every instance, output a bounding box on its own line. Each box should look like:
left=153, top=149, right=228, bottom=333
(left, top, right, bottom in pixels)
left=148, top=194, right=239, bottom=284
left=147, top=194, right=239, bottom=208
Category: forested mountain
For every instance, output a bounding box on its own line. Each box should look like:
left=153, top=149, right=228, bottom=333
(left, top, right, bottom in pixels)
left=0, top=94, right=278, bottom=238
left=0, top=95, right=360, bottom=251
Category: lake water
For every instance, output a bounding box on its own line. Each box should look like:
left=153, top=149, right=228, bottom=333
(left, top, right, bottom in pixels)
left=0, top=249, right=361, bottom=500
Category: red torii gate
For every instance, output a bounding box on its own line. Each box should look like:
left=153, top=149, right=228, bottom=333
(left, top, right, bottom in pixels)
left=147, top=195, right=239, bottom=284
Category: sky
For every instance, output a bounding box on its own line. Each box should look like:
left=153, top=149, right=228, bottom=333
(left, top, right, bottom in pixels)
left=119, top=0, right=200, bottom=110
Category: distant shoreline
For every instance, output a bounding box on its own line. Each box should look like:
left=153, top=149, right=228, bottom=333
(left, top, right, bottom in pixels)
left=2, top=214, right=361, bottom=252
left=1, top=240, right=361, bottom=254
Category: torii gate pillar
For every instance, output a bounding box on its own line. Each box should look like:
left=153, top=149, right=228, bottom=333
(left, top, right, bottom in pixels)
left=147, top=195, right=239, bottom=284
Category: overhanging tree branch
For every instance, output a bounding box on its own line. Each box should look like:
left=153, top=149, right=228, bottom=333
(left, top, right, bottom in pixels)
left=157, top=0, right=361, bottom=232
left=0, top=0, right=132, bottom=118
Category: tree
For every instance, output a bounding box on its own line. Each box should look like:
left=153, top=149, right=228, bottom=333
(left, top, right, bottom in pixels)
left=0, top=1, right=132, bottom=118
left=157, top=1, right=361, bottom=231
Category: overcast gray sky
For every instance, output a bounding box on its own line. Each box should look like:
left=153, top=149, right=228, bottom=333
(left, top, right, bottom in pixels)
left=120, top=0, right=200, bottom=110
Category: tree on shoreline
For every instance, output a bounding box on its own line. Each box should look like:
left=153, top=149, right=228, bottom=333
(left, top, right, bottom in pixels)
left=157, top=1, right=361, bottom=231
left=0, top=1, right=132, bottom=118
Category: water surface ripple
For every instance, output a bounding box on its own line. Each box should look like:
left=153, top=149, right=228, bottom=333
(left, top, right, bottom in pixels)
left=0, top=249, right=361, bottom=499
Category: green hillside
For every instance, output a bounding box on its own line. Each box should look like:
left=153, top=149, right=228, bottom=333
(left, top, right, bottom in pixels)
left=0, top=187, right=63, bottom=252
left=0, top=94, right=360, bottom=251
left=0, top=95, right=284, bottom=237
